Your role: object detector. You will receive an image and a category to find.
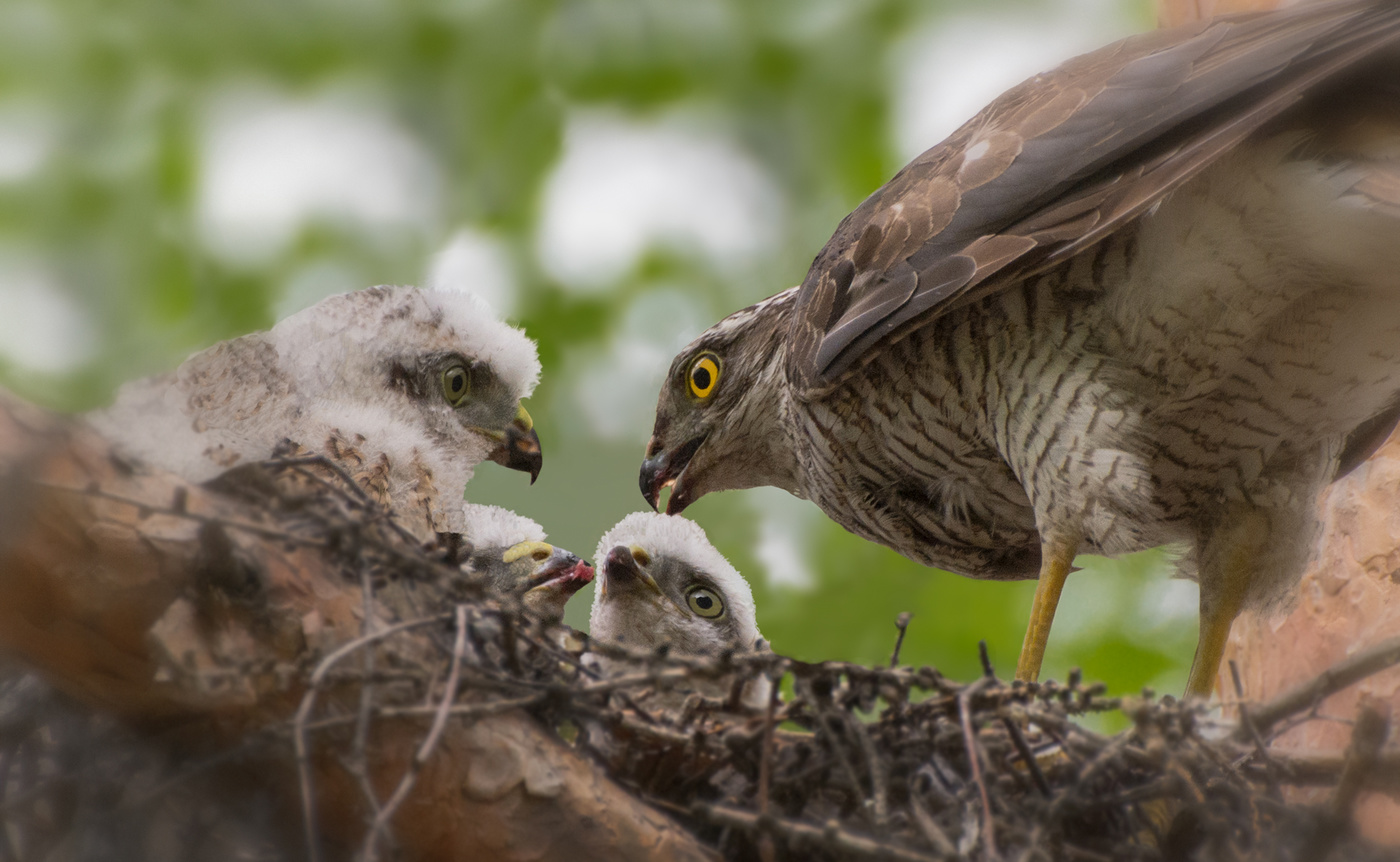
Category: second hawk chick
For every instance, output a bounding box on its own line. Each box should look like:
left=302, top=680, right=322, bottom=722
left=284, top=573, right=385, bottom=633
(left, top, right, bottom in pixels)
left=590, top=512, right=770, bottom=710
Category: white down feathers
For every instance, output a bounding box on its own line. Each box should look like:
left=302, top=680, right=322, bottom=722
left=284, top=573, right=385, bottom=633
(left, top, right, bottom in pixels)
left=88, top=286, right=540, bottom=535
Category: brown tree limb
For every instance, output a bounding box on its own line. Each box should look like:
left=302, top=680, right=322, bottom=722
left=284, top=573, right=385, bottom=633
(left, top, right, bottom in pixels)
left=1238, top=636, right=1400, bottom=741
left=0, top=391, right=716, bottom=862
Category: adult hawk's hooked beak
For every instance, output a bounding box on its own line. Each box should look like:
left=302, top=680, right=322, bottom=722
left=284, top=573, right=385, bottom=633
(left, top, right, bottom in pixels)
left=489, top=404, right=543, bottom=483
left=639, top=435, right=705, bottom=514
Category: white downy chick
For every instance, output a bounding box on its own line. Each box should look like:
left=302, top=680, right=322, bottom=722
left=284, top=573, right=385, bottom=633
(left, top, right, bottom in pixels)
left=88, top=286, right=542, bottom=538
left=590, top=512, right=770, bottom=710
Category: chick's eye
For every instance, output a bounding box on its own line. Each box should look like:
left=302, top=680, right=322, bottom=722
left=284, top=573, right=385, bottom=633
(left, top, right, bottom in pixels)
left=686, top=586, right=724, bottom=619
left=688, top=354, right=720, bottom=399
left=442, top=364, right=471, bottom=406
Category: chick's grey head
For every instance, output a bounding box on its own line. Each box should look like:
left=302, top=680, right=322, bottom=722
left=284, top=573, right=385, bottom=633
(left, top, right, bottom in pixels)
left=273, top=286, right=543, bottom=483
left=639, top=290, right=799, bottom=514
left=461, top=504, right=593, bottom=625
left=590, top=512, right=763, bottom=657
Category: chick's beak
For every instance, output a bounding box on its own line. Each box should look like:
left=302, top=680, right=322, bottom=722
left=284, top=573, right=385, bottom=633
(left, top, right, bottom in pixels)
left=512, top=543, right=594, bottom=625
left=523, top=546, right=595, bottom=596
left=601, top=545, right=662, bottom=597
left=489, top=405, right=542, bottom=484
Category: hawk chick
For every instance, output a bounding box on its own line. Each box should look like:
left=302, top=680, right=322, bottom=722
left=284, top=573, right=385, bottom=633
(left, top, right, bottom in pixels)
left=90, top=286, right=542, bottom=537
left=460, top=503, right=594, bottom=625
left=590, top=512, right=770, bottom=710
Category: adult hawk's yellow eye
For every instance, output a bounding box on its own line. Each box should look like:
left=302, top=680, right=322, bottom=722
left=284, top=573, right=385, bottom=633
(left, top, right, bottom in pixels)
left=442, top=364, right=471, bottom=406
left=688, top=354, right=720, bottom=399
left=686, top=585, right=724, bottom=619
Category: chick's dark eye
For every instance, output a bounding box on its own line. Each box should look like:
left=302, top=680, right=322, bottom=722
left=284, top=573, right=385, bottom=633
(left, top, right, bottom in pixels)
left=442, top=364, right=471, bottom=406
left=686, top=585, right=724, bottom=619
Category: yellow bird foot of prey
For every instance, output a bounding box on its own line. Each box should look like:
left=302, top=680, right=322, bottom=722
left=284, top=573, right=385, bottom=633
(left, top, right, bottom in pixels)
left=1015, top=539, right=1078, bottom=683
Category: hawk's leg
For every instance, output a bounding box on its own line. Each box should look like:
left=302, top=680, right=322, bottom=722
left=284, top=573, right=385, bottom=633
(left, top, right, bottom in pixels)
left=1014, top=537, right=1079, bottom=682
left=1185, top=509, right=1264, bottom=699
left=1184, top=565, right=1249, bottom=700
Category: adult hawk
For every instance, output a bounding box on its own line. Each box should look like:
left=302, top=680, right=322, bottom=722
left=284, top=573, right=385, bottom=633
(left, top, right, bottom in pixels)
left=640, top=0, right=1400, bottom=696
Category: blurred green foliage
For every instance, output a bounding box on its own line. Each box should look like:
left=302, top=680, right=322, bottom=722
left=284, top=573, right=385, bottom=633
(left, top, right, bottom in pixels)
left=0, top=0, right=1189, bottom=710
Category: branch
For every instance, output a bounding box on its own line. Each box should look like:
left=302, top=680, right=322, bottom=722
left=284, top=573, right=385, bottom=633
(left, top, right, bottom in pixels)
left=693, top=802, right=950, bottom=862
left=1240, top=636, right=1400, bottom=740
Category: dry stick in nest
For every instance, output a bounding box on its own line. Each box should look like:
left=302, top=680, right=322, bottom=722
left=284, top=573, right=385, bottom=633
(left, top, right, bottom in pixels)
left=293, top=613, right=454, bottom=862
left=808, top=682, right=877, bottom=826
left=695, top=802, right=949, bottom=862
left=361, top=604, right=471, bottom=861
left=849, top=714, right=889, bottom=825
left=1240, top=635, right=1400, bottom=741
left=891, top=612, right=913, bottom=668
left=343, top=565, right=384, bottom=837
left=756, top=671, right=781, bottom=862
left=1297, top=699, right=1391, bottom=862
left=963, top=641, right=1000, bottom=861
left=959, top=677, right=998, bottom=862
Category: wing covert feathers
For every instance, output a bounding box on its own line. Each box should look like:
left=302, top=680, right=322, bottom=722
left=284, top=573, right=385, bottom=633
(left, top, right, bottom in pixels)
left=787, top=0, right=1400, bottom=391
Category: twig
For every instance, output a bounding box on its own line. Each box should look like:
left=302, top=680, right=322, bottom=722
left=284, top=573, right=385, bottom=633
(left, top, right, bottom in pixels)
left=272, top=455, right=375, bottom=506
left=1297, top=698, right=1390, bottom=862
left=272, top=455, right=427, bottom=550
left=1243, top=635, right=1400, bottom=740
left=959, top=677, right=998, bottom=861
left=998, top=713, right=1050, bottom=798
left=891, top=613, right=913, bottom=668
left=361, top=605, right=471, bottom=862
left=1332, top=700, right=1389, bottom=817
left=812, top=698, right=873, bottom=825
left=907, top=779, right=958, bottom=857
left=293, top=613, right=452, bottom=862
left=345, top=564, right=383, bottom=827
left=694, top=802, right=948, bottom=862
left=757, top=670, right=782, bottom=862
left=301, top=694, right=548, bottom=733
left=850, top=714, right=889, bottom=825
left=1241, top=751, right=1400, bottom=796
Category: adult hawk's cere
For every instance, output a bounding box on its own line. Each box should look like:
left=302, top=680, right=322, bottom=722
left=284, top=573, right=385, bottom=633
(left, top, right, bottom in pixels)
left=90, top=286, right=543, bottom=540
left=640, top=0, right=1400, bottom=697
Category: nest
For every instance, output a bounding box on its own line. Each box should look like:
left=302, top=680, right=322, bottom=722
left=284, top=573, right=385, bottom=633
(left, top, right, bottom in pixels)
left=2, top=448, right=1399, bottom=862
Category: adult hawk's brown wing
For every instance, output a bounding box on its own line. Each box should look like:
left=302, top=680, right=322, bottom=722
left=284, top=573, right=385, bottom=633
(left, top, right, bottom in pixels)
left=786, top=0, right=1400, bottom=392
